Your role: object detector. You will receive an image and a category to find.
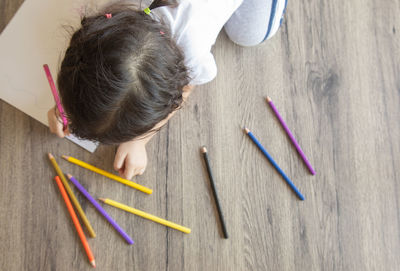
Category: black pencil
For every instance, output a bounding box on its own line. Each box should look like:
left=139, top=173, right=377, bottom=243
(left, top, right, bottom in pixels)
left=201, top=146, right=228, bottom=239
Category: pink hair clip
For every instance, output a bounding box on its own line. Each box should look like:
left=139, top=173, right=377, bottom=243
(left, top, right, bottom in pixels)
left=160, top=31, right=165, bottom=35
left=105, top=13, right=112, bottom=19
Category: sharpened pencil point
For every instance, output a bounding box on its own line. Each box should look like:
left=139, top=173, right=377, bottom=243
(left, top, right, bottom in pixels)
left=98, top=198, right=105, bottom=202
left=62, top=155, right=69, bottom=160
left=244, top=127, right=250, bottom=134
left=201, top=146, right=207, bottom=153
left=66, top=173, right=72, bottom=179
left=48, top=153, right=54, bottom=159
left=90, top=260, right=96, bottom=267
left=266, top=96, right=272, bottom=102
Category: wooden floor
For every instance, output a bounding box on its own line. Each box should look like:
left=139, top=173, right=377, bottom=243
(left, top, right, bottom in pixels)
left=1, top=0, right=400, bottom=270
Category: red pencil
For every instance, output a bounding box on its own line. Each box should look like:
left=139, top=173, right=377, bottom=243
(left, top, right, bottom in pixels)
left=43, top=64, right=68, bottom=130
left=54, top=176, right=96, bottom=268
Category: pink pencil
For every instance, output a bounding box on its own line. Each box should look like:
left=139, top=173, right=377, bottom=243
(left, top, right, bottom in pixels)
left=266, top=97, right=315, bottom=175
left=43, top=64, right=68, bottom=130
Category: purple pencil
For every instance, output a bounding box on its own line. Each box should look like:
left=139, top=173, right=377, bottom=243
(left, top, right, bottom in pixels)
left=266, top=97, right=316, bottom=175
left=67, top=174, right=134, bottom=244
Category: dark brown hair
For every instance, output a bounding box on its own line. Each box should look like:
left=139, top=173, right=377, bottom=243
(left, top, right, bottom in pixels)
left=58, top=0, right=189, bottom=144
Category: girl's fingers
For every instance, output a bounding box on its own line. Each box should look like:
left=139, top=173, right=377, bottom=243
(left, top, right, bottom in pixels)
left=48, top=107, right=68, bottom=138
left=52, top=119, right=66, bottom=138
left=123, top=164, right=135, bottom=180
left=55, top=124, right=66, bottom=137
left=113, top=151, right=126, bottom=171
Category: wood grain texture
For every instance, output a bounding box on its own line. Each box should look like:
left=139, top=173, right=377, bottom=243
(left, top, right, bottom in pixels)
left=1, top=0, right=400, bottom=270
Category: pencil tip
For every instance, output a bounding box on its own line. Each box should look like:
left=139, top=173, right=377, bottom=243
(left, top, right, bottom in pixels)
left=266, top=96, right=271, bottom=102
left=90, top=260, right=96, bottom=267
left=98, top=198, right=105, bottom=202
left=244, top=127, right=250, bottom=134
left=61, top=155, right=69, bottom=160
left=200, top=146, right=207, bottom=153
left=48, top=153, right=54, bottom=159
left=66, top=173, right=72, bottom=179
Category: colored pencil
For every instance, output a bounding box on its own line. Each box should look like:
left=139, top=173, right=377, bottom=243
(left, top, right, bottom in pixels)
left=54, top=176, right=96, bottom=267
left=43, top=64, right=68, bottom=130
left=201, top=146, right=228, bottom=239
left=48, top=153, right=96, bottom=237
left=266, top=97, right=315, bottom=175
left=99, top=198, right=191, bottom=234
left=67, top=174, right=134, bottom=245
left=244, top=128, right=305, bottom=200
left=62, top=155, right=152, bottom=194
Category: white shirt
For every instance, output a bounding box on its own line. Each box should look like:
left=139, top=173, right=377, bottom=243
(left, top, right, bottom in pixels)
left=153, top=0, right=243, bottom=85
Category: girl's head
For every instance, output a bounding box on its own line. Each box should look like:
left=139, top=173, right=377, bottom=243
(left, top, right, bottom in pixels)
left=58, top=0, right=189, bottom=144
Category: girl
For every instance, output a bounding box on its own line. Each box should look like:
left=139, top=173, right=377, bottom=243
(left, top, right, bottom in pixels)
left=48, top=0, right=288, bottom=180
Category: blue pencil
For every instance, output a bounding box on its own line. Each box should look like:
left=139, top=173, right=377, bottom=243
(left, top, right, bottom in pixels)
left=244, top=127, right=305, bottom=200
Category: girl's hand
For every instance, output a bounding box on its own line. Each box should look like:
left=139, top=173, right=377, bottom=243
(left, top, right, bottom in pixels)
left=112, top=85, right=194, bottom=180
left=47, top=106, right=70, bottom=138
left=114, top=140, right=148, bottom=180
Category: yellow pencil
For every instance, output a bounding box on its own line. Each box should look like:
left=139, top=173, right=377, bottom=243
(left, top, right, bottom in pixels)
left=99, top=198, right=191, bottom=234
left=48, top=153, right=96, bottom=238
left=62, top=155, right=152, bottom=194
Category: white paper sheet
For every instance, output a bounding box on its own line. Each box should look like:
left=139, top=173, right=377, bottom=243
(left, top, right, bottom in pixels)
left=0, top=0, right=108, bottom=153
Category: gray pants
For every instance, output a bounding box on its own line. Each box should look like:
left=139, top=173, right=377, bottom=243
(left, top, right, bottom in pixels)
left=224, top=0, right=288, bottom=46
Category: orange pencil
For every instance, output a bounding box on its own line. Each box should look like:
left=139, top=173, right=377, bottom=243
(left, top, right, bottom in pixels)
left=54, top=176, right=96, bottom=268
